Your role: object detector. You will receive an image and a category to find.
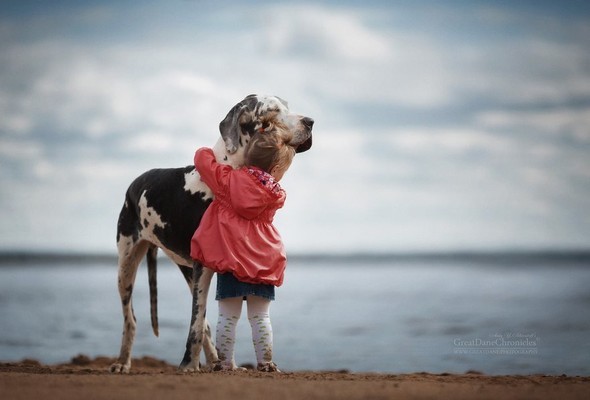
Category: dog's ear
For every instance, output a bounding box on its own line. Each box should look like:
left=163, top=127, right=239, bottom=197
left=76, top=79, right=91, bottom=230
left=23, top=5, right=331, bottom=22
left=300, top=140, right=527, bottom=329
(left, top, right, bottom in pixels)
left=219, top=95, right=258, bottom=154
left=219, top=103, right=247, bottom=154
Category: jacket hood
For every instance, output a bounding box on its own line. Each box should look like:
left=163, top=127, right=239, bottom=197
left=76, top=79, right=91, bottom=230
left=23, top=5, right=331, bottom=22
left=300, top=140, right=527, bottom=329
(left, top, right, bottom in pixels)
left=229, top=167, right=285, bottom=220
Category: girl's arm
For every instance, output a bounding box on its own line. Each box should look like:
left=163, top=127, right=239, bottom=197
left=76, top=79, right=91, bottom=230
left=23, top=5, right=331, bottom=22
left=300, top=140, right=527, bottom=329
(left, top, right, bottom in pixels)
left=194, top=147, right=232, bottom=194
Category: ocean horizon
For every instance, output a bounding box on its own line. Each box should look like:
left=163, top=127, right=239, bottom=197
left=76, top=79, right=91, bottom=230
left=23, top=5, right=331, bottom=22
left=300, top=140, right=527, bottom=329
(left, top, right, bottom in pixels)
left=2, top=249, right=589, bottom=266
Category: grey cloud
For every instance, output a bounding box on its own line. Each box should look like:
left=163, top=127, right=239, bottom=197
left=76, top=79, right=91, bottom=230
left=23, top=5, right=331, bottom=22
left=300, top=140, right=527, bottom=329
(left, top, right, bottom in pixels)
left=1, top=1, right=589, bottom=252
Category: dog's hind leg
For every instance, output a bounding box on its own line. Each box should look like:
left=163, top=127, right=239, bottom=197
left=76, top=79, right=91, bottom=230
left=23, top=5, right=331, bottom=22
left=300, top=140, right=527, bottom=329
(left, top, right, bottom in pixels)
left=110, top=236, right=149, bottom=374
left=179, top=262, right=216, bottom=372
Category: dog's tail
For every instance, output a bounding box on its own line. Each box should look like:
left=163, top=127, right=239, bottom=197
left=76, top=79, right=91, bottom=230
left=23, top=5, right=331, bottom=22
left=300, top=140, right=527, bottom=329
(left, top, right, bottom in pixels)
left=147, top=245, right=159, bottom=337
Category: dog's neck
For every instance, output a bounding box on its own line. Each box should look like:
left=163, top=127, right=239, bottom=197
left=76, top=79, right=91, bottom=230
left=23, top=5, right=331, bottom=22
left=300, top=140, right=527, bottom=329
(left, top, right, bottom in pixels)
left=212, top=137, right=246, bottom=169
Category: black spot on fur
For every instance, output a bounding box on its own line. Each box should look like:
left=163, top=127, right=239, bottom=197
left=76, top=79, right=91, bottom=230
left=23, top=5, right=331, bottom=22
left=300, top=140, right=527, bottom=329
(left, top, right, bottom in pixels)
left=143, top=219, right=149, bottom=228
left=241, top=120, right=257, bottom=135
left=254, top=101, right=263, bottom=116
left=180, top=328, right=198, bottom=368
left=178, top=265, right=193, bottom=286
left=120, top=166, right=212, bottom=260
left=122, top=284, right=133, bottom=306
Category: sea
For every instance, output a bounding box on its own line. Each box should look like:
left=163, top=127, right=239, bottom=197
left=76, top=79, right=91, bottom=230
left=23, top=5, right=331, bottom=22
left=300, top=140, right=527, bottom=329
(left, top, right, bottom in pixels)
left=0, top=252, right=589, bottom=376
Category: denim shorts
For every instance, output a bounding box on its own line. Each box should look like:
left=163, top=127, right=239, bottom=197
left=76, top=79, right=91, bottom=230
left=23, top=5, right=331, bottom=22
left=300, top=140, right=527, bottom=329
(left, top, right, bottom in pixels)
left=215, top=272, right=275, bottom=301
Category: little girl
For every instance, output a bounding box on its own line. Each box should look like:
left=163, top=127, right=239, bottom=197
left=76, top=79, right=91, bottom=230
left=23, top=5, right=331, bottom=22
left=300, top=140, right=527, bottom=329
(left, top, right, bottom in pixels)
left=190, top=126, right=295, bottom=372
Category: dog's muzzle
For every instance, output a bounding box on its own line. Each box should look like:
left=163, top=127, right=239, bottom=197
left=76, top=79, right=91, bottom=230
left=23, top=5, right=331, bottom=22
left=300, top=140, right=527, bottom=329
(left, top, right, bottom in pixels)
left=295, top=117, right=314, bottom=153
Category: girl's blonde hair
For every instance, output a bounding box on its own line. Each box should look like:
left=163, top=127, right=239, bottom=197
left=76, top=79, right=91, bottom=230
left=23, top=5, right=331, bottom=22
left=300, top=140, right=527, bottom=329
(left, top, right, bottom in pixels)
left=245, top=123, right=296, bottom=174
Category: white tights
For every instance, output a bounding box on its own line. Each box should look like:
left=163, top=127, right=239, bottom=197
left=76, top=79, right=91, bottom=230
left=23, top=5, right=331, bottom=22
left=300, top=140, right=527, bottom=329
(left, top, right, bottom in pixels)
left=216, top=296, right=273, bottom=369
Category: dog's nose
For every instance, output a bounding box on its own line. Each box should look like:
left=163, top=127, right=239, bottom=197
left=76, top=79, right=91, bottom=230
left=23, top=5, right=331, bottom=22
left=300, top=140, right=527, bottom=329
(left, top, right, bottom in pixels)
left=302, top=117, right=314, bottom=129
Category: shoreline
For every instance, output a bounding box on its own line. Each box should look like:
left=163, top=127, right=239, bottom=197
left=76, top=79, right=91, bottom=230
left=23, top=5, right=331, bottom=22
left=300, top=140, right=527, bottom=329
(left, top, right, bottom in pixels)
left=2, top=355, right=589, bottom=400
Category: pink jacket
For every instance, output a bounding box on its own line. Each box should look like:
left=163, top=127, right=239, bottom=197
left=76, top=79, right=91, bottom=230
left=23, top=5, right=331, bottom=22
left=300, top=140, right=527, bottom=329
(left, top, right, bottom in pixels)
left=190, top=148, right=287, bottom=286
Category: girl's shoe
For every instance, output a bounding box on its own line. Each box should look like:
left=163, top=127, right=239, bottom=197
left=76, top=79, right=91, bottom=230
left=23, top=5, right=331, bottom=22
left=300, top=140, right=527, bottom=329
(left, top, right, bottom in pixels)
left=257, top=361, right=281, bottom=373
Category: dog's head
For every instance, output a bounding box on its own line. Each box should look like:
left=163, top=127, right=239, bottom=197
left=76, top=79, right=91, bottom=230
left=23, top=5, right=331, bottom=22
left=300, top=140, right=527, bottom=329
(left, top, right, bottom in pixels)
left=216, top=94, right=314, bottom=167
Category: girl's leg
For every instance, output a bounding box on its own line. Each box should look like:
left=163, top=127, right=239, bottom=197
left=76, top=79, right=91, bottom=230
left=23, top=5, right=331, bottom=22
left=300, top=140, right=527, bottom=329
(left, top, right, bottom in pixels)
left=215, top=296, right=243, bottom=370
left=246, top=295, right=279, bottom=372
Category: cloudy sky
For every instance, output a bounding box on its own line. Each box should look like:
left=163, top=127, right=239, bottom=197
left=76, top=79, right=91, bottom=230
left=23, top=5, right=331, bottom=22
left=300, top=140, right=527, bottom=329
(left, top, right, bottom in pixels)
left=1, top=0, right=589, bottom=254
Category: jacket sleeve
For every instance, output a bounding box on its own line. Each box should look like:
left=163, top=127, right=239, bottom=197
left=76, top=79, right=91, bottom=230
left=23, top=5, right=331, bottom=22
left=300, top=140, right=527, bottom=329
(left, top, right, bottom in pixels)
left=194, top=148, right=231, bottom=195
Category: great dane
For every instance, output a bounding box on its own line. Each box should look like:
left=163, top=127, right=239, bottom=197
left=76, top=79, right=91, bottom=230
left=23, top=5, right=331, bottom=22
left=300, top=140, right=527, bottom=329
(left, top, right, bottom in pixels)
left=110, top=94, right=313, bottom=373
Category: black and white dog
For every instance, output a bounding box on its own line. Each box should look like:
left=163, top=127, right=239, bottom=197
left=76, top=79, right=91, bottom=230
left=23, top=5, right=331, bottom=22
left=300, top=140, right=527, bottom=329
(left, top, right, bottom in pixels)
left=110, top=94, right=313, bottom=373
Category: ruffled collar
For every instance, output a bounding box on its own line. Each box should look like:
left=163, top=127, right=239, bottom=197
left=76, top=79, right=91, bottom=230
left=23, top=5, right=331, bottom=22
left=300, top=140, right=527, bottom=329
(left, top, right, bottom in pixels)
left=246, top=167, right=283, bottom=195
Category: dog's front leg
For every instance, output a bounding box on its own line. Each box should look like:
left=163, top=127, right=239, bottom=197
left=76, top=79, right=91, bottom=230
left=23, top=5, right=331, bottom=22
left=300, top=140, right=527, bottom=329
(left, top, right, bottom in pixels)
left=179, top=262, right=216, bottom=372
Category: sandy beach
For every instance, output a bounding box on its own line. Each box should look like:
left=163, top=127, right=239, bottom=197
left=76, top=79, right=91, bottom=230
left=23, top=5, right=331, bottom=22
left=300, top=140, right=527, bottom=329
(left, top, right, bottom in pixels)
left=1, top=355, right=588, bottom=400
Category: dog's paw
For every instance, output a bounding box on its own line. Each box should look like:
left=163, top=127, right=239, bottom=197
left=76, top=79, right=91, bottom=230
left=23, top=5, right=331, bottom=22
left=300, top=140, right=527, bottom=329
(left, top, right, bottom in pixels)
left=211, top=362, right=247, bottom=372
left=178, top=361, right=201, bottom=373
left=179, top=366, right=202, bottom=373
left=109, top=362, right=131, bottom=374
